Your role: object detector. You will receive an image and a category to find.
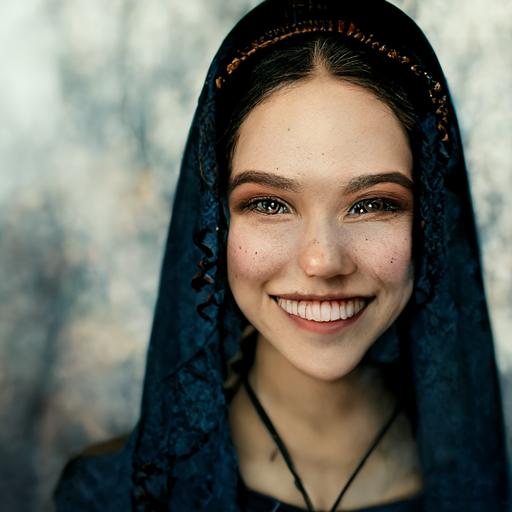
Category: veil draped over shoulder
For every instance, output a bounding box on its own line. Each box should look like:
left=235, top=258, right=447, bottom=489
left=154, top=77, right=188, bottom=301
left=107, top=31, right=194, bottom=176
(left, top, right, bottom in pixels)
left=55, top=1, right=509, bottom=510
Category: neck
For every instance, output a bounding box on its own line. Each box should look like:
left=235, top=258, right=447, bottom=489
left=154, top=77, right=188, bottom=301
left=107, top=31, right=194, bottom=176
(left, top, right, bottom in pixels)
left=250, top=333, right=393, bottom=432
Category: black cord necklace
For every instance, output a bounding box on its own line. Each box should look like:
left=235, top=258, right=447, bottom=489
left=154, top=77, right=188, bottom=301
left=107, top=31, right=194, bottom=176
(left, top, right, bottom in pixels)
left=242, top=375, right=402, bottom=512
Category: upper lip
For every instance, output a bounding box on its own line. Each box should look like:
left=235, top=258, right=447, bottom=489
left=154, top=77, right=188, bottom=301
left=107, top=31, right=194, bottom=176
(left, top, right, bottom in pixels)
left=272, top=293, right=373, bottom=302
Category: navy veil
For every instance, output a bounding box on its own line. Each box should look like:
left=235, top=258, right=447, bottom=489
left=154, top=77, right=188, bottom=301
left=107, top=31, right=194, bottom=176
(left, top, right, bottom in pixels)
left=55, top=1, right=509, bottom=510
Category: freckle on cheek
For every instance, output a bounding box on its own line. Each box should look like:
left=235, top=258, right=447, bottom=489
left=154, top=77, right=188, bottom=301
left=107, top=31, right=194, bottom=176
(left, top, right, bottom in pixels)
left=228, top=224, right=292, bottom=281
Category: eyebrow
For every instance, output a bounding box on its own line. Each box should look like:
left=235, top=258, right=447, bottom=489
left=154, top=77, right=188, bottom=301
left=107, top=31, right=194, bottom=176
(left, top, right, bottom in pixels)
left=343, top=172, right=414, bottom=194
left=228, top=169, right=413, bottom=195
left=227, top=170, right=301, bottom=195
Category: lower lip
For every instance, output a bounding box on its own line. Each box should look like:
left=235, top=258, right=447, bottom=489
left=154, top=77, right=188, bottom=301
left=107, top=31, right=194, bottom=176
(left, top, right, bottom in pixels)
left=274, top=300, right=368, bottom=334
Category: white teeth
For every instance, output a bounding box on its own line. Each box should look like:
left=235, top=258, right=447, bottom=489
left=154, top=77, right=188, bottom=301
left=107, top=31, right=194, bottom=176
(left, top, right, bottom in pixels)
left=346, top=300, right=354, bottom=317
left=276, top=297, right=368, bottom=322
left=329, top=301, right=341, bottom=321
left=321, top=302, right=330, bottom=322
left=355, top=299, right=364, bottom=314
left=312, top=301, right=321, bottom=319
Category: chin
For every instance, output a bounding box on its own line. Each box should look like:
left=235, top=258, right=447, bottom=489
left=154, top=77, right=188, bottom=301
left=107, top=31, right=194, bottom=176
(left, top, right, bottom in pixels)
left=282, top=346, right=368, bottom=382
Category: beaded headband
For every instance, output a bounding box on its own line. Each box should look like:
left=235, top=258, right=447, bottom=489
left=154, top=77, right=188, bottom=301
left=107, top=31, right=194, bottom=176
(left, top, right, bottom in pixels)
left=215, top=19, right=450, bottom=142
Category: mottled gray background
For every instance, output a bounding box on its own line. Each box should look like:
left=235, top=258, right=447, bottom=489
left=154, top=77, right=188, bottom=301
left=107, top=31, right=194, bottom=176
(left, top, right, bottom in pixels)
left=0, top=1, right=510, bottom=511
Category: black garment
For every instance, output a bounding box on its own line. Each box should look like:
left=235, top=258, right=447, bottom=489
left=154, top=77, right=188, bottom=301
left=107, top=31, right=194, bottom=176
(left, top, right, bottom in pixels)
left=241, top=486, right=425, bottom=512
left=55, top=1, right=510, bottom=511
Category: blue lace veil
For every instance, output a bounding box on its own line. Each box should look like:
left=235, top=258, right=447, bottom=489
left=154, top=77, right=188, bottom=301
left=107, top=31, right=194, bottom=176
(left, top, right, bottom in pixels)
left=55, top=1, right=509, bottom=510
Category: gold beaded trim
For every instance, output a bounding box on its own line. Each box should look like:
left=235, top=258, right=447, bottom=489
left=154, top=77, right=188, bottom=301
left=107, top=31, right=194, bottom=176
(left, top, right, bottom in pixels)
left=215, top=19, right=449, bottom=142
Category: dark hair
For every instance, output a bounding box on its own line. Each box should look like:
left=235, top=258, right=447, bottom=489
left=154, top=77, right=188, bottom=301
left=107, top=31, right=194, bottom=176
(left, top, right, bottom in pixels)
left=217, top=34, right=421, bottom=182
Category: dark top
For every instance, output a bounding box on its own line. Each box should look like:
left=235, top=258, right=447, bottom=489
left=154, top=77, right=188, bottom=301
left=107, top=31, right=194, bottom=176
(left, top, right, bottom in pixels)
left=240, top=485, right=425, bottom=512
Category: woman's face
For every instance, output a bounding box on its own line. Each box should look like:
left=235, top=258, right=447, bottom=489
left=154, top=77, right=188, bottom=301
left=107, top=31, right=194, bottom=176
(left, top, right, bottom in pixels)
left=227, top=75, right=414, bottom=381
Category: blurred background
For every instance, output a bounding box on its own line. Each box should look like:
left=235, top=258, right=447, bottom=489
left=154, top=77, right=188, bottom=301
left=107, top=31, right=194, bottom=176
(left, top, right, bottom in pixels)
left=0, top=1, right=510, bottom=510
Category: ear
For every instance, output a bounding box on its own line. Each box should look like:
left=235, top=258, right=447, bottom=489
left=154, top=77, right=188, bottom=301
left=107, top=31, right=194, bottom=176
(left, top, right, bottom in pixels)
left=420, top=220, right=425, bottom=229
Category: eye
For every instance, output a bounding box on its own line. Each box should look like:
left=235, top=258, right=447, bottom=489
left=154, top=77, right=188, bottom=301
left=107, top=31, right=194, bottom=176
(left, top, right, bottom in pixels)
left=244, top=197, right=290, bottom=215
left=348, top=197, right=401, bottom=216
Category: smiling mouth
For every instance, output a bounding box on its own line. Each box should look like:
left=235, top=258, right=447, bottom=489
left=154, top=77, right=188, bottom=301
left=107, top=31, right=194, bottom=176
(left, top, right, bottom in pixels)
left=274, top=296, right=370, bottom=322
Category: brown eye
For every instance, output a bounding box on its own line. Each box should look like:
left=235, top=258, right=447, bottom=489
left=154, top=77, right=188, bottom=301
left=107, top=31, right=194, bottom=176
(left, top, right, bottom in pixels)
left=348, top=198, right=400, bottom=216
left=246, top=198, right=289, bottom=215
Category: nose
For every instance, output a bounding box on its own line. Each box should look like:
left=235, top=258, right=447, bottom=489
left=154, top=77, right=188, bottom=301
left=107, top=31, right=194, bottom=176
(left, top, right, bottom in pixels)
left=298, top=221, right=357, bottom=279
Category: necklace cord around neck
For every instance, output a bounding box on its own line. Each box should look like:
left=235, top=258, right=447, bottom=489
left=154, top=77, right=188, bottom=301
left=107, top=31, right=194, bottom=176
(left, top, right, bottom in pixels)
left=242, top=375, right=402, bottom=512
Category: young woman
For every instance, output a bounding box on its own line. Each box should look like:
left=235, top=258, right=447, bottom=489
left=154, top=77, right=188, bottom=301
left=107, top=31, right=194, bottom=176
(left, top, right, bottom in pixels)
left=55, top=1, right=509, bottom=511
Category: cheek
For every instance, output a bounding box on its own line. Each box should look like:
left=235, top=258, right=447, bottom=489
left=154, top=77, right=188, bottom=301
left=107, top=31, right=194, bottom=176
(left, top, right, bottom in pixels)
left=227, top=220, right=291, bottom=286
left=352, top=221, right=414, bottom=285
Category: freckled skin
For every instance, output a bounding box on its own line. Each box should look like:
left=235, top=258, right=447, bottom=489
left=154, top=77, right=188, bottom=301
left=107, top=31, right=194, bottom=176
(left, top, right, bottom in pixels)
left=227, top=75, right=414, bottom=381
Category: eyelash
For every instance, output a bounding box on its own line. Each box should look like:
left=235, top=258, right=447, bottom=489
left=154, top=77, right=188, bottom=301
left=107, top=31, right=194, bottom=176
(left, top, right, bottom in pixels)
left=242, top=197, right=290, bottom=215
left=241, top=196, right=402, bottom=216
left=348, top=198, right=401, bottom=215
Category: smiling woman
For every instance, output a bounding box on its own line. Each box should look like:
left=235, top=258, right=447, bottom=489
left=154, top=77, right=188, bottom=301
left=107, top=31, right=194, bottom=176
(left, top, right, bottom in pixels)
left=225, top=50, right=420, bottom=512
left=55, top=1, right=509, bottom=511
left=227, top=77, right=415, bottom=383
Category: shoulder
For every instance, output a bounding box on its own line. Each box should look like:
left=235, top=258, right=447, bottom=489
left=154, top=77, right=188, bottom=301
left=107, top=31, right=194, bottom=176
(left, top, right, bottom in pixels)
left=54, top=434, right=133, bottom=512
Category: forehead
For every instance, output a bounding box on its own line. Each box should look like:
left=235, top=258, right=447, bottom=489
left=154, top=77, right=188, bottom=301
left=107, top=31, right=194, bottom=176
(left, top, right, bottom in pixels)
left=231, top=75, right=413, bottom=184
